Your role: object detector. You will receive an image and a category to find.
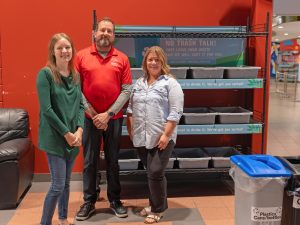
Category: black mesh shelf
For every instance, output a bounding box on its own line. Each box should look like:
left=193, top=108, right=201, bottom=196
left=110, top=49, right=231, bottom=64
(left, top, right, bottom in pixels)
left=115, top=32, right=267, bottom=39
left=100, top=168, right=230, bottom=176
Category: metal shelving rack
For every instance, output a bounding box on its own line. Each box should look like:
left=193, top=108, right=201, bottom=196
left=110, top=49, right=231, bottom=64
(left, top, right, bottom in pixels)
left=115, top=17, right=269, bottom=151
left=92, top=11, right=270, bottom=175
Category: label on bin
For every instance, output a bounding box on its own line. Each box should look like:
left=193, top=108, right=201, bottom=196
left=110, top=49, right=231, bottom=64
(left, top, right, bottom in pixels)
left=251, top=207, right=282, bottom=222
left=293, top=196, right=300, bottom=209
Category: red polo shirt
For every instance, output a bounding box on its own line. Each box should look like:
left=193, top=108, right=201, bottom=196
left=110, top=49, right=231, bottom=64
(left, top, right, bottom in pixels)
left=75, top=45, right=132, bottom=119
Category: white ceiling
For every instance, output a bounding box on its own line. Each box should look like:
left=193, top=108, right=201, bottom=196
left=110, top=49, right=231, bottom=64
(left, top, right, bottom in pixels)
left=274, top=0, right=300, bottom=15
left=272, top=21, right=300, bottom=42
left=272, top=0, right=300, bottom=42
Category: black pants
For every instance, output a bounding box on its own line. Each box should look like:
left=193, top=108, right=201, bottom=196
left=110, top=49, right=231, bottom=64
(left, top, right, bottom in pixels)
left=82, top=117, right=123, bottom=204
left=137, top=140, right=175, bottom=213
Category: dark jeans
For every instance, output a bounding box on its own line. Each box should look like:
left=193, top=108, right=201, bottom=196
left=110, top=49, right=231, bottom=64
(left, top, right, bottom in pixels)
left=82, top=117, right=123, bottom=204
left=137, top=140, right=175, bottom=213
left=96, top=156, right=101, bottom=195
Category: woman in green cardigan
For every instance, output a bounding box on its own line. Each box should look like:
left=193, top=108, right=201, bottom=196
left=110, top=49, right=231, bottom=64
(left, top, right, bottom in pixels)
left=36, top=33, right=84, bottom=225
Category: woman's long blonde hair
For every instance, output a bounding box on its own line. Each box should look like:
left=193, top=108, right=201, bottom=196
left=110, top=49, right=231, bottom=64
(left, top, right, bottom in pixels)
left=46, top=33, right=79, bottom=84
left=142, top=46, right=174, bottom=78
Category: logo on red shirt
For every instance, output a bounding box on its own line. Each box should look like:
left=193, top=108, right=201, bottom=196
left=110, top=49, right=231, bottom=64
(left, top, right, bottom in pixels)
left=111, top=57, right=121, bottom=68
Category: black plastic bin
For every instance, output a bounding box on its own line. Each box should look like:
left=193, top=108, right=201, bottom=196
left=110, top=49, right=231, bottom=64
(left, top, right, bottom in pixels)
left=277, top=156, right=300, bottom=225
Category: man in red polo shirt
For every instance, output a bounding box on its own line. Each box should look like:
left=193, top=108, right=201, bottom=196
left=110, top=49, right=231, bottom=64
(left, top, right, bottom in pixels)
left=75, top=17, right=132, bottom=221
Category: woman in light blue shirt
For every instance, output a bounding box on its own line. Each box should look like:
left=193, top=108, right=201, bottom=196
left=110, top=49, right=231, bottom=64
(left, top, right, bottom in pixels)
left=127, top=46, right=184, bottom=224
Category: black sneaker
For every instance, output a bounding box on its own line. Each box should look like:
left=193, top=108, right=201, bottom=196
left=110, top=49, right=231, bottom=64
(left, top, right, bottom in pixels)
left=76, top=202, right=95, bottom=221
left=110, top=200, right=128, bottom=218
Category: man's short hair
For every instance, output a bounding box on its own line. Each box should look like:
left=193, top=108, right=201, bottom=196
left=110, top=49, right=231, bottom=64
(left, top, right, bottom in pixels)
left=95, top=17, right=115, bottom=32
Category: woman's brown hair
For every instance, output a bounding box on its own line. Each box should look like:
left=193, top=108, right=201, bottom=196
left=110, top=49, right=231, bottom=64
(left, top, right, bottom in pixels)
left=46, top=33, right=79, bottom=84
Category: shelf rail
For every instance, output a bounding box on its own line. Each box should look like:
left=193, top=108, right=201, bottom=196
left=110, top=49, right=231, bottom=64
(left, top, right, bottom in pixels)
left=261, top=12, right=270, bottom=154
left=114, top=31, right=268, bottom=38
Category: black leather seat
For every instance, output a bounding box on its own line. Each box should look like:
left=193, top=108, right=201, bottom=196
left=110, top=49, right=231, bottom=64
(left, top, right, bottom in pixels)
left=0, top=108, right=34, bottom=209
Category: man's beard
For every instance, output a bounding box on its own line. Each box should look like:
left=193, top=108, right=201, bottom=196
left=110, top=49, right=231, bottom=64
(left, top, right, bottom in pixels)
left=97, top=37, right=111, bottom=47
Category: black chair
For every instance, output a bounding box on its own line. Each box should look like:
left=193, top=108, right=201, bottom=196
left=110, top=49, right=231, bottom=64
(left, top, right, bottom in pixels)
left=0, top=108, right=34, bottom=209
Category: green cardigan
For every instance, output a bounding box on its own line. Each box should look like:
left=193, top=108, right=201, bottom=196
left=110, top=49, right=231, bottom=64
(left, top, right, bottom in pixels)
left=36, top=67, right=84, bottom=160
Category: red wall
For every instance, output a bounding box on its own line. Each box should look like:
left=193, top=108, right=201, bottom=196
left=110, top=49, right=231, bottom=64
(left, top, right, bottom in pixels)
left=0, top=0, right=271, bottom=173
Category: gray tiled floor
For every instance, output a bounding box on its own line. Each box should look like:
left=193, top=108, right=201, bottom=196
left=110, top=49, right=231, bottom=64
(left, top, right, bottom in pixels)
left=75, top=208, right=206, bottom=225
left=0, top=208, right=16, bottom=225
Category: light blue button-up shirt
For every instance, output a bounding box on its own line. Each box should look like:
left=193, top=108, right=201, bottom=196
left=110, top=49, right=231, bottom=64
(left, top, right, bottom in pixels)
left=127, top=75, right=184, bottom=149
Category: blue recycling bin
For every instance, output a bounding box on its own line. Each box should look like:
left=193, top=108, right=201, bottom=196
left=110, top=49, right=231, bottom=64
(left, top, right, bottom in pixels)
left=230, top=155, right=292, bottom=225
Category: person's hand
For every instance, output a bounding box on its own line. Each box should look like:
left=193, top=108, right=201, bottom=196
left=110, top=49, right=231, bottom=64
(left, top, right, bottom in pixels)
left=64, top=132, right=78, bottom=146
left=95, top=123, right=108, bottom=130
left=157, top=133, right=170, bottom=150
left=92, top=112, right=110, bottom=129
left=73, top=128, right=83, bottom=146
left=85, top=106, right=98, bottom=118
left=128, top=132, right=133, bottom=142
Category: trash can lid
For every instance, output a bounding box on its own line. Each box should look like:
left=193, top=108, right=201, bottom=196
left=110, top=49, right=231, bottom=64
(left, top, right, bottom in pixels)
left=230, top=155, right=292, bottom=177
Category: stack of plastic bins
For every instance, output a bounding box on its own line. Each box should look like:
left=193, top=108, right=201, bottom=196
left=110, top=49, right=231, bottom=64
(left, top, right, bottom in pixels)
left=140, top=151, right=176, bottom=170
left=223, top=66, right=261, bottom=79
left=182, top=107, right=217, bottom=125
left=202, top=147, right=241, bottom=168
left=190, top=67, right=224, bottom=79
left=130, top=68, right=143, bottom=79
left=175, top=148, right=210, bottom=169
left=210, top=106, right=253, bottom=124
left=170, top=67, right=188, bottom=79
left=276, top=156, right=300, bottom=225
left=118, top=149, right=140, bottom=170
left=230, top=155, right=292, bottom=225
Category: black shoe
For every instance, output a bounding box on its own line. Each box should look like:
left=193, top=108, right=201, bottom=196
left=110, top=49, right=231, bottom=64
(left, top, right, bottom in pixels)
left=76, top=202, right=95, bottom=221
left=110, top=200, right=128, bottom=218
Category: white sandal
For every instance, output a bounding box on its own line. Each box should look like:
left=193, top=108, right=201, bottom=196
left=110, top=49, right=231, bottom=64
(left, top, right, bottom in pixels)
left=144, top=212, right=163, bottom=224
left=139, top=206, right=151, bottom=217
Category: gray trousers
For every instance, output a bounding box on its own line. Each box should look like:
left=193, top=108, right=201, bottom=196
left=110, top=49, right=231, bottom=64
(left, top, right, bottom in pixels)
left=137, top=140, right=175, bottom=213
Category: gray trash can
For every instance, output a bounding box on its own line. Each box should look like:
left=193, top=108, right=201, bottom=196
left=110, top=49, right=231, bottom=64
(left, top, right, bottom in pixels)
left=230, top=155, right=292, bottom=225
left=276, top=156, right=300, bottom=225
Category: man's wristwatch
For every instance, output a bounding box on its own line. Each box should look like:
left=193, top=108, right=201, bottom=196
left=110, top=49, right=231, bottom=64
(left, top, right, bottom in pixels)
left=107, top=111, right=115, bottom=117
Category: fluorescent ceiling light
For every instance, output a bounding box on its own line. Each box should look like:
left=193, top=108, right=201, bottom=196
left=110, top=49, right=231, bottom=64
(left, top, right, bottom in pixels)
left=275, top=39, right=279, bottom=41
left=284, top=33, right=289, bottom=36
left=278, top=26, right=284, bottom=29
